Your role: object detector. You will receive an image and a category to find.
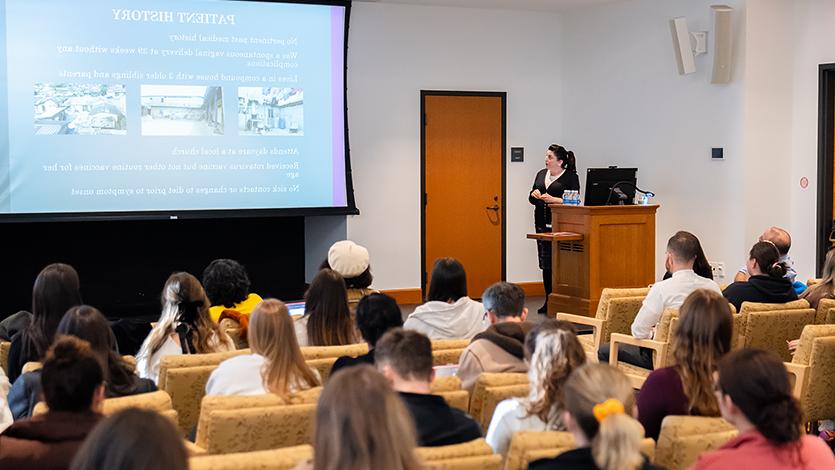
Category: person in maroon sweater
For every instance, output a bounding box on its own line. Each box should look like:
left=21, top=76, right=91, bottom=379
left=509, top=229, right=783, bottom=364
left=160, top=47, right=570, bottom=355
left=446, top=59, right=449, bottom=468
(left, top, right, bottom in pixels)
left=0, top=337, right=105, bottom=470
left=637, top=289, right=733, bottom=440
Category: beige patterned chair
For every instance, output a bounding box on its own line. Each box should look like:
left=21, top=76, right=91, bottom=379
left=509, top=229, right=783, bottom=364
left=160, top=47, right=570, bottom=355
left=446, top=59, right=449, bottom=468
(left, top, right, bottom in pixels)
left=305, top=358, right=339, bottom=383
left=504, top=431, right=656, bottom=470
left=189, top=444, right=313, bottom=470
left=814, top=298, right=835, bottom=324
left=468, top=373, right=529, bottom=431
left=654, top=416, right=737, bottom=470
left=0, top=341, right=10, bottom=373
left=162, top=365, right=218, bottom=435
left=195, top=388, right=322, bottom=452
left=198, top=403, right=317, bottom=454
left=33, top=390, right=179, bottom=427
left=742, top=308, right=815, bottom=362
left=609, top=308, right=678, bottom=389
left=432, top=376, right=470, bottom=413
left=158, top=349, right=251, bottom=388
left=784, top=324, right=835, bottom=425
left=300, top=343, right=368, bottom=360
left=417, top=438, right=500, bottom=469
left=557, top=287, right=649, bottom=362
left=433, top=339, right=471, bottom=350
left=432, top=339, right=470, bottom=366
left=737, top=300, right=809, bottom=336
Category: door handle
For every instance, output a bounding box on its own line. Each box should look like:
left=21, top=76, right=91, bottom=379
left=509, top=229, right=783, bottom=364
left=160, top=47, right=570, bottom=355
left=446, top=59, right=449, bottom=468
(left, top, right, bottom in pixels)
left=486, top=204, right=500, bottom=212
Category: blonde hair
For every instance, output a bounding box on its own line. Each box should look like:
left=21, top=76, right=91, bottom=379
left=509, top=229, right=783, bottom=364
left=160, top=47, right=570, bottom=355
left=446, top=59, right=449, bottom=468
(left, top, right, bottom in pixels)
left=524, top=328, right=587, bottom=426
left=313, top=365, right=421, bottom=470
left=137, top=272, right=233, bottom=377
left=564, top=364, right=645, bottom=470
left=248, top=299, right=320, bottom=396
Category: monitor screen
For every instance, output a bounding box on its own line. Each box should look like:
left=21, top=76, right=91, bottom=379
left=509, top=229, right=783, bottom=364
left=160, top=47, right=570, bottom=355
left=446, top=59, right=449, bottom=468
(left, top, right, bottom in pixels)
left=584, top=167, right=638, bottom=206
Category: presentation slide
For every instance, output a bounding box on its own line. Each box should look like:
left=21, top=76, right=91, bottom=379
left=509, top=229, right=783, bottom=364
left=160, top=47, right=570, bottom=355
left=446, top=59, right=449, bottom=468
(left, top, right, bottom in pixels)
left=0, top=0, right=348, bottom=217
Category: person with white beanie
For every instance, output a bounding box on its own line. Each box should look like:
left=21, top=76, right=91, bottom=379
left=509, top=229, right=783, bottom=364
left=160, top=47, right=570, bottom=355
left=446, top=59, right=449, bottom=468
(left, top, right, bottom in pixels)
left=321, top=240, right=378, bottom=309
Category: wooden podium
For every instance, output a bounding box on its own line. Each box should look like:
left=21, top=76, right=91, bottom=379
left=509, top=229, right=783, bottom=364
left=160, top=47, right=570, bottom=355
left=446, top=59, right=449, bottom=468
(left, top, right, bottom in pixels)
left=528, top=204, right=659, bottom=317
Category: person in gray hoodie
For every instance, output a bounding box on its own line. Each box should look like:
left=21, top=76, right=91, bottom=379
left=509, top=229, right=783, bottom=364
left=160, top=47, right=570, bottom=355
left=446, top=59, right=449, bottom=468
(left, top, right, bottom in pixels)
left=404, top=258, right=489, bottom=340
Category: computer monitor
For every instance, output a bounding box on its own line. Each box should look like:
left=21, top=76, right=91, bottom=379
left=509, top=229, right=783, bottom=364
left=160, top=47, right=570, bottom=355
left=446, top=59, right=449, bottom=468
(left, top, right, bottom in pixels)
left=286, top=301, right=306, bottom=318
left=584, top=167, right=638, bottom=206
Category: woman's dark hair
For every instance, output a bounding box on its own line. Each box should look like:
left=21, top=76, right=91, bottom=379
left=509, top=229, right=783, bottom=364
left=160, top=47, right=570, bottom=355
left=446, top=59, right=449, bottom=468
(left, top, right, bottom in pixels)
left=70, top=408, right=187, bottom=470
left=320, top=258, right=374, bottom=290
left=58, top=305, right=140, bottom=396
left=427, top=258, right=468, bottom=302
left=717, top=349, right=803, bottom=445
left=201, top=258, right=251, bottom=308
left=749, top=241, right=787, bottom=279
left=41, top=336, right=103, bottom=412
left=667, top=231, right=713, bottom=280
left=549, top=144, right=577, bottom=173
left=24, top=263, right=83, bottom=361
left=305, top=269, right=355, bottom=346
left=356, top=293, right=403, bottom=347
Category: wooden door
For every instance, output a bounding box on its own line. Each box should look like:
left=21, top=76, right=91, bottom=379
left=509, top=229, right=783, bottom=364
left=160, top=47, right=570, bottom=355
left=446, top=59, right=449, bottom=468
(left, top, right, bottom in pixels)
left=422, top=92, right=505, bottom=299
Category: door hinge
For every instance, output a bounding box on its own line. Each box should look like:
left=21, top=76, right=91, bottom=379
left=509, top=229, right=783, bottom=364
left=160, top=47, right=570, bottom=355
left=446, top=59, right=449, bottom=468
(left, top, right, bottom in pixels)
left=423, top=192, right=428, bottom=206
left=423, top=113, right=427, bottom=126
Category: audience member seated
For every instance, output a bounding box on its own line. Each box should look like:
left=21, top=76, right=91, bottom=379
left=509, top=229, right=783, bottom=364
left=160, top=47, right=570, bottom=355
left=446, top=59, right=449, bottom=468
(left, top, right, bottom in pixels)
left=529, top=363, right=663, bottom=470
left=69, top=408, right=187, bottom=470
left=375, top=328, right=482, bottom=447
left=321, top=240, right=377, bottom=310
left=733, top=226, right=797, bottom=284
left=206, top=299, right=320, bottom=396
left=331, top=293, right=403, bottom=375
left=690, top=349, right=835, bottom=470
left=9, top=305, right=156, bottom=419
left=295, top=364, right=421, bottom=470
left=136, top=272, right=235, bottom=383
left=800, top=248, right=835, bottom=310
left=403, top=257, right=489, bottom=340
left=486, top=320, right=586, bottom=456
left=0, top=337, right=104, bottom=469
left=457, top=282, right=533, bottom=391
left=295, top=268, right=358, bottom=347
left=202, top=258, right=263, bottom=323
left=599, top=231, right=721, bottom=369
left=637, top=289, right=732, bottom=440
left=0, top=368, right=10, bottom=433
left=7, top=263, right=82, bottom=382
left=722, top=241, right=798, bottom=311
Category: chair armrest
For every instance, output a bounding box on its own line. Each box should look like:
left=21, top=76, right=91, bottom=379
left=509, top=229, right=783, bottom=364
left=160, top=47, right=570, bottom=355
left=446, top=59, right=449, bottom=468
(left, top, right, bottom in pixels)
left=556, top=313, right=604, bottom=329
left=609, top=333, right=667, bottom=369
left=783, top=362, right=809, bottom=399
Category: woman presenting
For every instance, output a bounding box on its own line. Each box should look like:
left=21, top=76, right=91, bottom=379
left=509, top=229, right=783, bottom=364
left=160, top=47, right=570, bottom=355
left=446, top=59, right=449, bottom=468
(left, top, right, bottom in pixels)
left=529, top=144, right=580, bottom=313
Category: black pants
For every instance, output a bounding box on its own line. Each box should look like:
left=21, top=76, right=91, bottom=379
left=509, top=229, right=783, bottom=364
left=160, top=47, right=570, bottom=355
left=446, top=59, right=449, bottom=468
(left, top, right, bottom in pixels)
left=597, top=343, right=654, bottom=370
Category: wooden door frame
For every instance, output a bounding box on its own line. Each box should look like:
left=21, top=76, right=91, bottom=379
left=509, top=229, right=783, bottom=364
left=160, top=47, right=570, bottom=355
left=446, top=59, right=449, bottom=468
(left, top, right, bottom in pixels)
left=816, top=64, right=835, bottom=275
left=420, top=90, right=507, bottom=297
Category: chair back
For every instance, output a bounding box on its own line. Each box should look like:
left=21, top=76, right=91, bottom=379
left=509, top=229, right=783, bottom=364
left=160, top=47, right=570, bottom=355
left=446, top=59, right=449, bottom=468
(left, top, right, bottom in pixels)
left=305, top=357, right=339, bottom=383
left=815, top=298, right=835, bottom=324
left=158, top=349, right=249, bottom=389
left=0, top=341, right=10, bottom=373
left=162, top=364, right=217, bottom=434
left=792, top=324, right=835, bottom=365
left=202, top=403, right=317, bottom=454
left=504, top=430, right=656, bottom=470
left=743, top=308, right=815, bottom=361
left=433, top=348, right=465, bottom=366
left=189, top=444, right=313, bottom=470
left=32, top=390, right=179, bottom=427
left=415, top=438, right=493, bottom=463
left=430, top=376, right=469, bottom=412
left=795, top=335, right=835, bottom=423
left=598, top=296, right=645, bottom=347
left=595, top=287, right=650, bottom=320
left=654, top=416, right=737, bottom=470
left=300, top=343, right=368, bottom=360
left=432, top=339, right=471, bottom=350
left=468, top=373, right=529, bottom=431
left=423, top=454, right=502, bottom=469
left=738, top=299, right=810, bottom=334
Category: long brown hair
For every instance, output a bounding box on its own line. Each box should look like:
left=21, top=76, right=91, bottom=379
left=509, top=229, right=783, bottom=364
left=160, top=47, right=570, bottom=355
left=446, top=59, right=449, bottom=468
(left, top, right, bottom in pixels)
left=673, top=289, right=733, bottom=417
left=137, top=272, right=233, bottom=376
left=564, top=364, right=645, bottom=470
left=23, top=263, right=82, bottom=362
left=58, top=305, right=139, bottom=396
left=524, top=325, right=587, bottom=425
left=313, top=365, right=421, bottom=470
left=304, top=269, right=355, bottom=346
left=249, top=299, right=320, bottom=396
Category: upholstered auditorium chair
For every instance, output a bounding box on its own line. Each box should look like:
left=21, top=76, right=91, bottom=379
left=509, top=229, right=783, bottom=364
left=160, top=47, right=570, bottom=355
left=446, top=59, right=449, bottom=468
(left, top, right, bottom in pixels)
left=299, top=343, right=368, bottom=360
left=557, top=287, right=649, bottom=362
left=468, top=373, right=529, bottom=431
left=33, top=390, right=179, bottom=427
left=814, top=298, right=835, bottom=324
left=784, top=324, right=835, bottom=425
left=609, top=308, right=678, bottom=389
left=742, top=308, right=815, bottom=362
left=504, top=431, right=656, bottom=470
left=189, top=444, right=313, bottom=470
left=432, top=339, right=470, bottom=366
left=0, top=340, right=10, bottom=372
left=416, top=438, right=501, bottom=470
left=199, top=403, right=317, bottom=454
left=654, top=416, right=737, bottom=470
left=737, top=299, right=809, bottom=336
left=431, top=375, right=470, bottom=412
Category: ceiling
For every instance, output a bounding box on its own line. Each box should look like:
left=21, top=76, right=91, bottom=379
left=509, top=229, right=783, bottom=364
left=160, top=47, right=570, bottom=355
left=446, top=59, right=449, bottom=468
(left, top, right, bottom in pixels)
left=352, top=0, right=629, bottom=12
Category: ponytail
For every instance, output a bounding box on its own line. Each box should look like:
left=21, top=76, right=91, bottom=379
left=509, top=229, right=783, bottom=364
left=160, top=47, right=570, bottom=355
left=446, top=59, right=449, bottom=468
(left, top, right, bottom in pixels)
left=592, top=413, right=645, bottom=470
left=564, top=151, right=577, bottom=173
left=749, top=241, right=787, bottom=279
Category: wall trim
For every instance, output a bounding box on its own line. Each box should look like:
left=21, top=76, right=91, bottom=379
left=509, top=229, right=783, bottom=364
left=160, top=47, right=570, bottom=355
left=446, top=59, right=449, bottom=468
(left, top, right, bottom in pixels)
left=518, top=281, right=545, bottom=297
left=381, top=288, right=423, bottom=305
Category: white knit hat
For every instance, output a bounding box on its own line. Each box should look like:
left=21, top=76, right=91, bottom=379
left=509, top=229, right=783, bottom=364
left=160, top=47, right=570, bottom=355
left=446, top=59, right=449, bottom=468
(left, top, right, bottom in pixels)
left=327, top=240, right=370, bottom=278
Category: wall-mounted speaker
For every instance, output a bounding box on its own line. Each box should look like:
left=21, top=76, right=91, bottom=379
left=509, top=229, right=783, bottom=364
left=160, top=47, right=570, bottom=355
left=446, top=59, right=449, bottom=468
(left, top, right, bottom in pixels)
left=670, top=17, right=696, bottom=75
left=711, top=5, right=734, bottom=84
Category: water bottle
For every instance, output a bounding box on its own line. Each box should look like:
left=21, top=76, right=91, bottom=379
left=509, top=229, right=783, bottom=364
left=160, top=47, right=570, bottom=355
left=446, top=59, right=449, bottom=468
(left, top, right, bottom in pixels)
left=563, top=191, right=572, bottom=205
left=574, top=190, right=581, bottom=206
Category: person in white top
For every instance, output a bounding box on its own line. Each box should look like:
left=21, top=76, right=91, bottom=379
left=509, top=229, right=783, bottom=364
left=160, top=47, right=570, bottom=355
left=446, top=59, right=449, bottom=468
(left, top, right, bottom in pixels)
left=0, top=367, right=11, bottom=433
left=598, top=231, right=721, bottom=369
left=734, top=226, right=797, bottom=284
left=206, top=299, right=320, bottom=396
left=136, top=272, right=235, bottom=383
left=485, top=321, right=587, bottom=457
left=404, top=258, right=489, bottom=340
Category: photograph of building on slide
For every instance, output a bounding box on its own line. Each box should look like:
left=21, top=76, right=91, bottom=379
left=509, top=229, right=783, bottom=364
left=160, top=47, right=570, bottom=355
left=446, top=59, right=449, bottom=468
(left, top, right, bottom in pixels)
left=238, top=87, right=303, bottom=136
left=141, top=85, right=224, bottom=136
left=34, top=83, right=127, bottom=135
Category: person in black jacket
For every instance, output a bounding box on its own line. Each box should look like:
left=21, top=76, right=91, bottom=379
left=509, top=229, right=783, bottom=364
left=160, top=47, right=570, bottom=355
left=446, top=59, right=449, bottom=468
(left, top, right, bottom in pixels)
left=375, top=328, right=482, bottom=447
left=529, top=363, right=664, bottom=470
left=529, top=144, right=580, bottom=313
left=330, top=293, right=402, bottom=375
left=722, top=241, right=798, bottom=311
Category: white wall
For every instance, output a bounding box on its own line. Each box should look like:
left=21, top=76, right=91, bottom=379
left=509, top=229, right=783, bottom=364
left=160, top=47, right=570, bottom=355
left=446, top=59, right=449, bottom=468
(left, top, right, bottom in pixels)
left=345, top=2, right=563, bottom=290
left=561, top=0, right=747, bottom=281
